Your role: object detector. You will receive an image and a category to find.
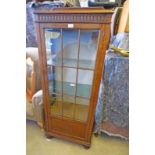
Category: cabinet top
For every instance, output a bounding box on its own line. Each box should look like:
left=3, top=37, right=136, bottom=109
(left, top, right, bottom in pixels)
left=34, top=7, right=114, bottom=14
left=34, top=8, right=113, bottom=24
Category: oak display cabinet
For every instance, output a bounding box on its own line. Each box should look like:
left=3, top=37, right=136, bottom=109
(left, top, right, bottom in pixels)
left=34, top=8, right=113, bottom=148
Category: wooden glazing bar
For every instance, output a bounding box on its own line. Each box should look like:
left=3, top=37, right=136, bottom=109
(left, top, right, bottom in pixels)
left=61, top=28, right=63, bottom=118
left=73, top=29, right=81, bottom=119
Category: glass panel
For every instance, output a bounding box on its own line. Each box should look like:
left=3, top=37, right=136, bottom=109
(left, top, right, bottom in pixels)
left=45, top=28, right=98, bottom=120
left=47, top=65, right=62, bottom=116
left=45, top=29, right=61, bottom=66
left=50, top=94, right=62, bottom=116
left=77, top=69, right=94, bottom=98
left=62, top=29, right=78, bottom=67
left=48, top=66, right=62, bottom=95
left=79, top=30, right=99, bottom=69
left=63, top=68, right=76, bottom=96
left=75, top=97, right=89, bottom=122
left=63, top=95, right=75, bottom=119
left=45, top=28, right=63, bottom=117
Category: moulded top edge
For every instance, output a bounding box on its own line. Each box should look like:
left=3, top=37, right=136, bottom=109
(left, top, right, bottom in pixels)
left=33, top=7, right=114, bottom=14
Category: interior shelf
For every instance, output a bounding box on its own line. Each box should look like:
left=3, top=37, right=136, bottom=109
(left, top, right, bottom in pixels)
left=49, top=81, right=92, bottom=98
left=47, top=58, right=95, bottom=70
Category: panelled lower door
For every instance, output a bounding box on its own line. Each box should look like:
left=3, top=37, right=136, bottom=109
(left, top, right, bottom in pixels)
left=43, top=24, right=100, bottom=141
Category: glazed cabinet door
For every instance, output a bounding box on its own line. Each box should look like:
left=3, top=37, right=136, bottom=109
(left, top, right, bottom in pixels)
left=44, top=27, right=99, bottom=123
left=38, top=23, right=105, bottom=145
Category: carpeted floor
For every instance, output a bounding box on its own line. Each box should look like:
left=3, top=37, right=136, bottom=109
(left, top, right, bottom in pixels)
left=26, top=120, right=129, bottom=155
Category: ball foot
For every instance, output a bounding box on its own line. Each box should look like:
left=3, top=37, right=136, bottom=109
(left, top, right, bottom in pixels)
left=45, top=133, right=53, bottom=139
left=83, top=145, right=90, bottom=149
left=94, top=132, right=99, bottom=137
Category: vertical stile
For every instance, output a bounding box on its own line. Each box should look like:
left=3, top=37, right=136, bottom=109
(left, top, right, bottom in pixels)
left=61, top=28, right=64, bottom=118
left=73, top=29, right=81, bottom=120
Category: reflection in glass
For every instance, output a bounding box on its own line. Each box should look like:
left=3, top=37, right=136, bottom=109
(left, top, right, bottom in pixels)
left=50, top=94, right=62, bottom=116
left=63, top=29, right=78, bottom=67
left=45, top=28, right=98, bottom=120
left=77, top=69, right=94, bottom=98
left=63, top=95, right=75, bottom=118
left=63, top=67, right=76, bottom=83
left=48, top=66, right=62, bottom=95
left=75, top=97, right=89, bottom=122
left=45, top=29, right=61, bottom=66
left=47, top=65, right=62, bottom=116
left=63, top=82, right=76, bottom=97
left=79, top=30, right=99, bottom=69
left=63, top=67, right=77, bottom=96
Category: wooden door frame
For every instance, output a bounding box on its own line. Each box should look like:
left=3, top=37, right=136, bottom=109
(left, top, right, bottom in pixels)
left=36, top=21, right=111, bottom=147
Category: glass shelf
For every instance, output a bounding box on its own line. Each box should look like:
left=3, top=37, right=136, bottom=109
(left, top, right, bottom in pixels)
left=49, top=81, right=92, bottom=99
left=47, top=58, right=95, bottom=70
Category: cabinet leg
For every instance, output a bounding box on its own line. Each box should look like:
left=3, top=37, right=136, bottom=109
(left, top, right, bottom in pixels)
left=83, top=145, right=90, bottom=149
left=94, top=132, right=99, bottom=137
left=45, top=133, right=53, bottom=139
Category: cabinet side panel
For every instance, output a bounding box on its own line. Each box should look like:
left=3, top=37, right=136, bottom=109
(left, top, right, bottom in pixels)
left=86, top=23, right=111, bottom=142
left=35, top=23, right=50, bottom=131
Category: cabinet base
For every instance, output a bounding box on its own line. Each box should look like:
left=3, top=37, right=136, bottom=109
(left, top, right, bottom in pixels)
left=44, top=131, right=91, bottom=148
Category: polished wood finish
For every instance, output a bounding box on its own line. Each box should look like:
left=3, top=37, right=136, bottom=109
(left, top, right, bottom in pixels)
left=34, top=8, right=112, bottom=24
left=34, top=8, right=114, bottom=14
left=35, top=8, right=113, bottom=147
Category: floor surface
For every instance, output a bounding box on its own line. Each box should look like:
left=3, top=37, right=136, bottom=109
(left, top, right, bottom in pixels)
left=26, top=120, right=129, bottom=155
